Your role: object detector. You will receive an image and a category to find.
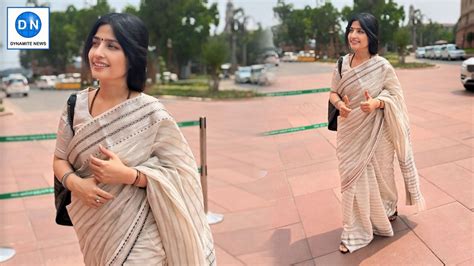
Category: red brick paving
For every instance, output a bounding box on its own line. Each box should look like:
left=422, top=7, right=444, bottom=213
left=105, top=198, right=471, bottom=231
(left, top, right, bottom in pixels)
left=0, top=61, right=472, bottom=265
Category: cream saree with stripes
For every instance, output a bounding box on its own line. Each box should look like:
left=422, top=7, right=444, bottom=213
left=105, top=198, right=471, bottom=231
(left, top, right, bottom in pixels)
left=55, top=89, right=215, bottom=265
left=331, top=55, right=425, bottom=253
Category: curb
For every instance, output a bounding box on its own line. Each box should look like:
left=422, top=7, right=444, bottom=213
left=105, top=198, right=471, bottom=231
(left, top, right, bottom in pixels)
left=0, top=111, right=13, bottom=117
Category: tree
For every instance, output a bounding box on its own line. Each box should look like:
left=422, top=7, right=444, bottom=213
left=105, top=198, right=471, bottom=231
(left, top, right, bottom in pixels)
left=310, top=2, right=341, bottom=57
left=139, top=0, right=218, bottom=79
left=202, top=37, right=228, bottom=92
left=394, top=27, right=410, bottom=63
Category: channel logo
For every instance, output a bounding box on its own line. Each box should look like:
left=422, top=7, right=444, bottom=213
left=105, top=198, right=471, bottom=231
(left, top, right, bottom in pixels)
left=7, top=7, right=49, bottom=50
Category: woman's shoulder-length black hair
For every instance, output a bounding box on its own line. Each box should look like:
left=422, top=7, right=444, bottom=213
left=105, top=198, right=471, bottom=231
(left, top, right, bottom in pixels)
left=83, top=13, right=149, bottom=92
left=345, top=13, right=379, bottom=55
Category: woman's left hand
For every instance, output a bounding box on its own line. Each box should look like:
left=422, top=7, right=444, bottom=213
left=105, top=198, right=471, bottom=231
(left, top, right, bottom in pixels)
left=360, top=90, right=380, bottom=113
left=89, top=144, right=135, bottom=185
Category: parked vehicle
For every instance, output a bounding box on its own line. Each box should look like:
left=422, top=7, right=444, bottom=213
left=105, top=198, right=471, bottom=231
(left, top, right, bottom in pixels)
left=257, top=67, right=276, bottom=86
left=281, top=52, right=298, bottom=62
left=3, top=75, right=30, bottom=97
left=220, top=63, right=231, bottom=79
left=433, top=45, right=443, bottom=59
left=156, top=71, right=178, bottom=83
left=424, top=46, right=434, bottom=59
left=234, top=66, right=252, bottom=83
left=460, top=57, right=474, bottom=90
left=415, top=47, right=426, bottom=58
left=259, top=51, right=279, bottom=66
left=36, top=75, right=57, bottom=90
left=441, top=44, right=465, bottom=60
left=250, top=64, right=265, bottom=84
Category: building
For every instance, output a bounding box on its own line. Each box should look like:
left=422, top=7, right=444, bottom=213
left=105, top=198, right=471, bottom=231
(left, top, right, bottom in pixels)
left=456, top=0, right=474, bottom=48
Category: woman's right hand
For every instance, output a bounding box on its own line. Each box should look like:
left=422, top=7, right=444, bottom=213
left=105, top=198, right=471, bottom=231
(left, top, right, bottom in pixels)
left=338, top=95, right=352, bottom=118
left=67, top=175, right=114, bottom=209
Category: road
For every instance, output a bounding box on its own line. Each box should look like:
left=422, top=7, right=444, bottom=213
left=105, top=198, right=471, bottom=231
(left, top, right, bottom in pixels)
left=1, top=58, right=466, bottom=113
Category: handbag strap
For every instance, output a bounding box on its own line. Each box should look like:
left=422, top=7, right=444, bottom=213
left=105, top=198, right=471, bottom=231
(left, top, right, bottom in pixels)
left=337, top=56, right=343, bottom=78
left=66, top=94, right=77, bottom=135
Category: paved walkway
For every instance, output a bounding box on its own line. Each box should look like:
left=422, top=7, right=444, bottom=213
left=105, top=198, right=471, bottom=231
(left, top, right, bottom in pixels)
left=0, top=62, right=472, bottom=265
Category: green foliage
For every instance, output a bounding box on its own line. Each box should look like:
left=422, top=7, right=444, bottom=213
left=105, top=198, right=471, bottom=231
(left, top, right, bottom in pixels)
left=148, top=85, right=260, bottom=99
left=273, top=1, right=340, bottom=53
left=419, top=20, right=455, bottom=45
left=139, top=0, right=218, bottom=77
left=202, top=36, right=228, bottom=92
left=393, top=28, right=411, bottom=55
left=310, top=3, right=341, bottom=52
left=203, top=37, right=228, bottom=71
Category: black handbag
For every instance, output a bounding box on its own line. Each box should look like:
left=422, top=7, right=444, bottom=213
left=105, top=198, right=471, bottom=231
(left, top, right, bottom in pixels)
left=328, top=57, right=344, bottom=131
left=54, top=93, right=76, bottom=226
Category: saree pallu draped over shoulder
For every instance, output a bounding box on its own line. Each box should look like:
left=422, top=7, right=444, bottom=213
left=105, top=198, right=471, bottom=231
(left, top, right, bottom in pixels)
left=332, top=55, right=425, bottom=253
left=62, top=92, right=215, bottom=265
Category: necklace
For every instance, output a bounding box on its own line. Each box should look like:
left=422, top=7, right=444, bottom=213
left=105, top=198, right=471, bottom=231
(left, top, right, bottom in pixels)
left=89, top=87, right=132, bottom=115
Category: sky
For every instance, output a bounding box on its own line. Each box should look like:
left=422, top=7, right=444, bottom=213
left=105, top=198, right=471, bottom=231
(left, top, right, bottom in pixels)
left=0, top=0, right=462, bottom=70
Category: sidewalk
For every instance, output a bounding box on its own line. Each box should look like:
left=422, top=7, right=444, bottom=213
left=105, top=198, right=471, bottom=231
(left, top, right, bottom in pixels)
left=0, top=62, right=472, bottom=265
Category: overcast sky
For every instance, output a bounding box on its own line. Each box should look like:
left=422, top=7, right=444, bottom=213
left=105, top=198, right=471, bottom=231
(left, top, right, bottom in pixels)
left=0, top=0, right=462, bottom=70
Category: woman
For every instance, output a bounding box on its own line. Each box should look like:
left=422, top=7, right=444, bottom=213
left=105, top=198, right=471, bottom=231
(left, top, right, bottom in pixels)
left=329, top=13, right=425, bottom=254
left=53, top=13, right=215, bottom=265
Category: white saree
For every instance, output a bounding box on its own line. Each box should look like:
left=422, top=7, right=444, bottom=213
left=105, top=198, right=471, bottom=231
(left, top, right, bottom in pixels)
left=331, top=55, right=426, bottom=253
left=55, top=89, right=216, bottom=265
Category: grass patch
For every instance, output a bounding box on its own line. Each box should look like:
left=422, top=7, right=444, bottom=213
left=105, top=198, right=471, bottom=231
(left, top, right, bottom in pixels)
left=0, top=104, right=4, bottom=112
left=463, top=48, right=474, bottom=54
left=147, top=84, right=261, bottom=99
left=391, top=62, right=434, bottom=69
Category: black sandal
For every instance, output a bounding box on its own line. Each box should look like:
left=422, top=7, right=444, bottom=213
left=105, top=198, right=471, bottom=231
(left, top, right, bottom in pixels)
left=339, top=242, right=349, bottom=254
left=389, top=209, right=398, bottom=222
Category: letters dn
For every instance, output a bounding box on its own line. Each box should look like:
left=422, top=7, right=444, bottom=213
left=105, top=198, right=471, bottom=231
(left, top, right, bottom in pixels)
left=7, top=7, right=50, bottom=50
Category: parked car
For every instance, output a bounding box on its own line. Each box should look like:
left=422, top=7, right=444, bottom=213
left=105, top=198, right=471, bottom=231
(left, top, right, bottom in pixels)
left=281, top=52, right=298, bottom=62
left=4, top=76, right=30, bottom=97
left=460, top=57, right=474, bottom=90
left=433, top=45, right=443, bottom=59
left=415, top=47, right=426, bottom=58
left=156, top=71, right=178, bottom=83
left=441, top=44, right=465, bottom=60
left=36, top=75, right=57, bottom=90
left=424, top=46, right=434, bottom=59
left=259, top=51, right=279, bottom=66
left=234, top=66, right=252, bottom=83
left=220, top=63, right=231, bottom=79
left=257, top=67, right=276, bottom=86
left=250, top=64, right=265, bottom=84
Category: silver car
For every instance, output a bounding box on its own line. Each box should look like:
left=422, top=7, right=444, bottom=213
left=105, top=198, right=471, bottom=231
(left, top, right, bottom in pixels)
left=234, top=66, right=252, bottom=83
left=460, top=57, right=474, bottom=90
left=5, top=78, right=30, bottom=97
left=441, top=44, right=465, bottom=60
left=415, top=47, right=425, bottom=58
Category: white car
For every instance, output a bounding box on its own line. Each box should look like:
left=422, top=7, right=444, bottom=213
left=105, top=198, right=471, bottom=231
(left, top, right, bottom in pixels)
left=424, top=46, right=434, bottom=59
left=36, top=75, right=57, bottom=90
left=460, top=57, right=474, bottom=90
left=433, top=45, right=443, bottom=59
left=234, top=66, right=251, bottom=83
left=4, top=77, right=30, bottom=97
left=415, top=47, right=425, bottom=58
left=441, top=44, right=465, bottom=60
left=281, top=52, right=298, bottom=62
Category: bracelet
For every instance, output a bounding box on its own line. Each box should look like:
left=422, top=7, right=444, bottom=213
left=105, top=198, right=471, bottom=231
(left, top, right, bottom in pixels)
left=61, top=170, right=75, bottom=190
left=334, top=99, right=343, bottom=108
left=132, top=169, right=140, bottom=186
left=377, top=99, right=384, bottom=109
